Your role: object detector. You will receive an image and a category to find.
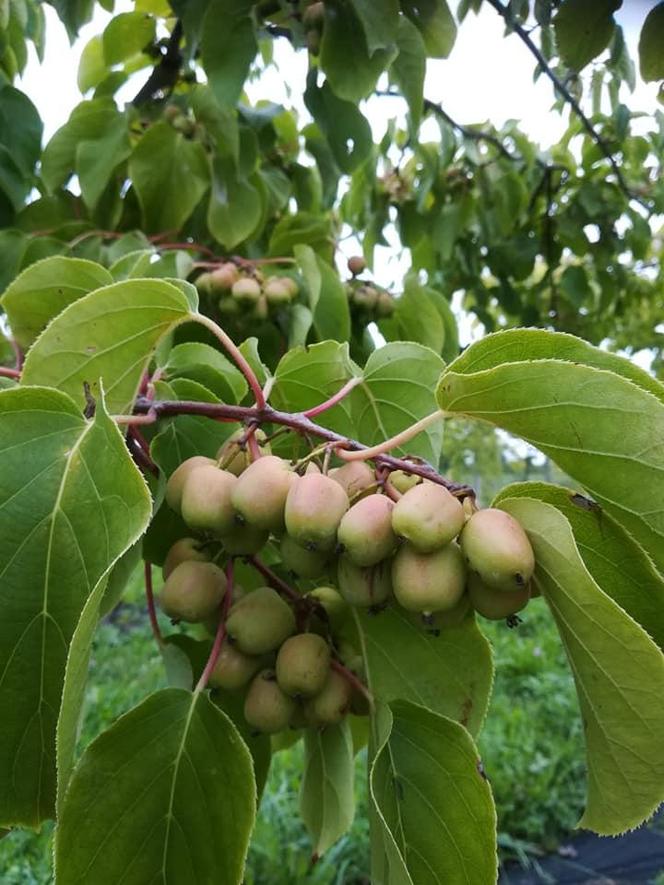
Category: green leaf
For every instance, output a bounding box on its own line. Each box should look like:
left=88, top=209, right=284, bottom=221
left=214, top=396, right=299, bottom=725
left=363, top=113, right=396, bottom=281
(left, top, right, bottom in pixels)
left=269, top=211, right=334, bottom=260
left=639, top=2, right=664, bottom=83
left=1, top=256, right=113, bottom=349
left=164, top=342, right=248, bottom=404
left=381, top=277, right=445, bottom=355
left=238, top=336, right=270, bottom=387
left=211, top=687, right=272, bottom=803
left=354, top=608, right=493, bottom=737
left=435, top=329, right=664, bottom=572
left=207, top=158, right=263, bottom=249
left=499, top=497, right=664, bottom=835
left=493, top=482, right=664, bottom=651
left=349, top=0, right=399, bottom=53
left=55, top=689, right=256, bottom=884
left=99, top=541, right=143, bottom=617
left=392, top=17, right=426, bottom=129
left=0, top=386, right=151, bottom=826
left=553, top=0, right=619, bottom=72
left=77, top=35, right=106, bottom=92
left=102, top=11, right=155, bottom=65
left=304, top=75, right=373, bottom=174
left=272, top=340, right=357, bottom=437
left=21, top=278, right=194, bottom=414
left=401, top=0, right=457, bottom=58
left=201, top=0, right=257, bottom=107
left=129, top=121, right=210, bottom=233
left=320, top=1, right=397, bottom=102
left=312, top=256, right=351, bottom=343
left=370, top=701, right=497, bottom=885
left=0, top=84, right=43, bottom=181
left=351, top=342, right=444, bottom=462
left=300, top=720, right=355, bottom=857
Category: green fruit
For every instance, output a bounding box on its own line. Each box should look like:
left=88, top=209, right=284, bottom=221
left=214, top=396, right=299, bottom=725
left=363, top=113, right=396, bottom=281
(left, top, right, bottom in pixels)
left=329, top=461, right=375, bottom=499
left=337, top=556, right=392, bottom=608
left=389, top=469, right=420, bottom=494
left=209, top=262, right=239, bottom=292
left=244, top=670, right=297, bottom=733
left=304, top=670, right=352, bottom=727
left=231, top=455, right=296, bottom=532
left=227, top=587, right=296, bottom=654
left=203, top=584, right=247, bottom=636
left=231, top=277, right=261, bottom=302
left=276, top=633, right=331, bottom=697
left=467, top=573, right=530, bottom=620
left=195, top=271, right=213, bottom=295
left=165, top=456, right=216, bottom=513
left=460, top=508, right=535, bottom=592
left=284, top=473, right=349, bottom=551
left=306, top=586, right=349, bottom=632
left=406, top=593, right=472, bottom=631
left=218, top=521, right=269, bottom=555
left=180, top=465, right=238, bottom=535
left=280, top=534, right=329, bottom=579
left=217, top=295, right=240, bottom=316
left=264, top=277, right=294, bottom=305
left=337, top=494, right=397, bottom=567
left=376, top=290, right=395, bottom=318
left=254, top=294, right=269, bottom=320
left=392, top=482, right=465, bottom=552
left=216, top=428, right=270, bottom=476
left=347, top=255, right=366, bottom=276
left=391, top=543, right=466, bottom=613
left=209, top=643, right=262, bottom=690
left=162, top=537, right=210, bottom=580
left=160, top=560, right=227, bottom=623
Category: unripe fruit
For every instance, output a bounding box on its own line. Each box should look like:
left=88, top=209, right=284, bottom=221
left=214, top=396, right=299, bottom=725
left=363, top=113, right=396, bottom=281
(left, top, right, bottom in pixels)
left=264, top=277, right=294, bottom=305
left=244, top=670, right=297, bottom=733
left=165, top=456, right=216, bottom=513
left=460, top=508, right=535, bottom=592
left=329, top=461, right=375, bottom=499
left=337, top=494, right=397, bottom=567
left=218, top=521, right=269, bottom=555
left=389, top=469, right=420, bottom=495
left=376, top=290, right=395, bottom=318
left=304, top=670, right=352, bottom=727
left=352, top=284, right=378, bottom=309
left=209, top=643, right=262, bottom=690
left=467, top=573, right=530, bottom=620
left=280, top=534, right=329, bottom=579
left=232, top=455, right=296, bottom=532
left=280, top=276, right=299, bottom=298
left=347, top=255, right=366, bottom=276
left=392, top=483, right=465, bottom=552
left=180, top=465, right=238, bottom=535
left=392, top=543, right=466, bottom=613
left=160, top=560, right=227, bottom=623
left=276, top=633, right=331, bottom=697
left=337, top=556, right=392, bottom=608
left=162, top=537, right=210, bottom=581
left=195, top=271, right=213, bottom=295
left=209, top=262, right=240, bottom=292
left=217, top=295, right=240, bottom=315
left=285, top=473, right=349, bottom=551
left=231, top=277, right=261, bottom=302
left=306, top=586, right=349, bottom=632
left=227, top=587, right=296, bottom=654
left=203, top=584, right=247, bottom=636
left=216, top=429, right=270, bottom=476
left=303, top=1, right=325, bottom=30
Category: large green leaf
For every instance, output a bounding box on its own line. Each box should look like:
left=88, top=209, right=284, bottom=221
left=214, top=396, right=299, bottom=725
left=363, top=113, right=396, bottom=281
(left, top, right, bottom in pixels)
left=639, top=2, right=664, bottom=82
left=102, top=10, right=155, bottom=65
left=163, top=342, right=248, bottom=404
left=401, top=0, right=457, bottom=58
left=0, top=386, right=151, bottom=826
left=21, top=278, right=194, bottom=414
left=207, top=159, right=263, bottom=249
left=55, top=689, right=256, bottom=884
left=349, top=0, right=399, bottom=54
left=201, top=0, right=257, bottom=108
left=129, top=121, right=210, bottom=233
left=304, top=76, right=373, bottom=175
left=370, top=701, right=497, bottom=885
left=354, top=607, right=493, bottom=737
left=392, top=17, right=426, bottom=129
left=301, top=251, right=351, bottom=343
left=300, top=720, right=355, bottom=858
left=499, top=496, right=664, bottom=835
left=0, top=84, right=43, bottom=183
left=1, top=256, right=112, bottom=349
left=380, top=277, right=445, bottom=355
left=351, top=342, right=444, bottom=463
left=493, top=482, right=664, bottom=650
left=435, top=329, right=664, bottom=572
left=553, top=0, right=619, bottom=72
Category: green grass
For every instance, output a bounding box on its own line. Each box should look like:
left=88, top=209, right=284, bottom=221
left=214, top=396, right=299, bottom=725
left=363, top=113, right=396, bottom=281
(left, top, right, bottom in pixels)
left=0, top=593, right=587, bottom=882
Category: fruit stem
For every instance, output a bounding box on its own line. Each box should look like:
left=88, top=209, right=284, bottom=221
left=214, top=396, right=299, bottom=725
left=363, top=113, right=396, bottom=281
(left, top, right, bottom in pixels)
left=336, top=410, right=445, bottom=462
left=195, top=558, right=235, bottom=693
left=330, top=658, right=374, bottom=710
left=0, top=366, right=20, bottom=379
left=247, top=555, right=301, bottom=603
left=115, top=409, right=158, bottom=426
left=243, top=424, right=262, bottom=462
left=192, top=312, right=266, bottom=409
left=302, top=377, right=362, bottom=418
left=144, top=561, right=163, bottom=647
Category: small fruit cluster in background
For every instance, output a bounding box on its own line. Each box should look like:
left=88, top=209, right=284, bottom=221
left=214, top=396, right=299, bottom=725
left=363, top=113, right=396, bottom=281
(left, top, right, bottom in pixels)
left=196, top=263, right=300, bottom=322
left=158, top=433, right=536, bottom=735
left=345, top=255, right=395, bottom=319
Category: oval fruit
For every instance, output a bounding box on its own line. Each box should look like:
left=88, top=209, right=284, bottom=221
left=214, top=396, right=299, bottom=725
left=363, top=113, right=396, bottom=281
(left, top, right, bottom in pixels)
left=303, top=670, right=352, bottom=727
left=467, top=573, right=531, bottom=620
left=276, top=633, right=331, bottom=698
left=337, top=556, right=392, bottom=608
left=208, top=643, right=261, bottom=691
left=162, top=537, right=210, bottom=581
left=460, top=508, right=535, bottom=592
left=392, top=483, right=465, bottom=552
left=159, top=560, right=226, bottom=623
left=284, top=473, right=349, bottom=550
left=226, top=587, right=296, bottom=655
left=337, top=494, right=397, bottom=567
left=391, top=543, right=466, bottom=613
left=165, top=456, right=216, bottom=513
left=244, top=670, right=296, bottom=733
left=180, top=465, right=237, bottom=535
left=231, top=455, right=295, bottom=532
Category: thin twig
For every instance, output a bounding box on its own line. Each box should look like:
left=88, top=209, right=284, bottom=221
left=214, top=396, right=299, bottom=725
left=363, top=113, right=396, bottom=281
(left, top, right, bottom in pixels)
left=303, top=377, right=362, bottom=419
left=0, top=366, right=20, bottom=379
left=144, top=562, right=163, bottom=646
left=330, top=658, right=374, bottom=708
left=193, top=313, right=266, bottom=409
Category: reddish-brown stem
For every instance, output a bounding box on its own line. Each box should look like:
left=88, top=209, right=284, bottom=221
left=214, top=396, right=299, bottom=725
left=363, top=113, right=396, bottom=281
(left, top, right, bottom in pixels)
left=331, top=658, right=374, bottom=707
left=10, top=339, right=22, bottom=370
left=248, top=555, right=301, bottom=603
left=303, top=377, right=362, bottom=419
left=133, top=397, right=474, bottom=497
left=245, top=426, right=261, bottom=462
left=192, top=313, right=266, bottom=409
left=115, top=410, right=158, bottom=426
left=195, top=559, right=235, bottom=693
left=0, top=366, right=20, bottom=379
left=144, top=562, right=163, bottom=646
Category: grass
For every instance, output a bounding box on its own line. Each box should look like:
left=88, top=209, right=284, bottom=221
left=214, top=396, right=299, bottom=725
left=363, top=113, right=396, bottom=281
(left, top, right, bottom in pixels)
left=0, top=585, right=587, bottom=882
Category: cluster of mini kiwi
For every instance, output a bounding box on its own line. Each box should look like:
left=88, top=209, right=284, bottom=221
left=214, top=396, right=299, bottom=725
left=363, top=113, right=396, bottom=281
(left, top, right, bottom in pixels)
left=196, top=263, right=299, bottom=323
left=158, top=432, right=536, bottom=734
left=345, top=256, right=395, bottom=319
